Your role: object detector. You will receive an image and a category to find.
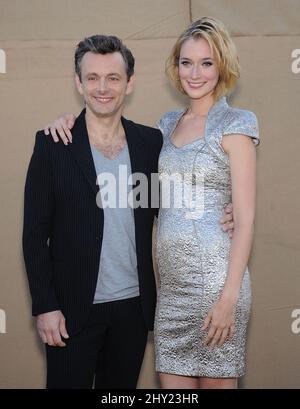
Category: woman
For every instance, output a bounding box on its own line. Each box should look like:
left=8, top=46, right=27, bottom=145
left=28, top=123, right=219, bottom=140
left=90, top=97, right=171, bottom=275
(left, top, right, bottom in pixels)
left=154, top=17, right=259, bottom=389
left=44, top=17, right=259, bottom=389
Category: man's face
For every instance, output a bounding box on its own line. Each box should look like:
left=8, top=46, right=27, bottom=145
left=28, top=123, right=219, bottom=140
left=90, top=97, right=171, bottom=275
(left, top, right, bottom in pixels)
left=75, top=51, right=134, bottom=118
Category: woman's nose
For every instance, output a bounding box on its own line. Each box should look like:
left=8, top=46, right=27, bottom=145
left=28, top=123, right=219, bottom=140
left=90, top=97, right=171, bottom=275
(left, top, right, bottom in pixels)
left=190, top=65, right=201, bottom=79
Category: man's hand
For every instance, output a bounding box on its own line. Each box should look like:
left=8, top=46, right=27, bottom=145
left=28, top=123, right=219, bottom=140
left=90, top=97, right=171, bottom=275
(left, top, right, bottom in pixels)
left=44, top=113, right=76, bottom=145
left=219, top=203, right=234, bottom=238
left=36, top=310, right=69, bottom=347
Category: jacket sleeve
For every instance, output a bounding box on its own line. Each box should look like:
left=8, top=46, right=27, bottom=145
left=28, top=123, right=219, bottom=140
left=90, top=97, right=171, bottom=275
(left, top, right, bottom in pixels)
left=22, top=132, right=60, bottom=316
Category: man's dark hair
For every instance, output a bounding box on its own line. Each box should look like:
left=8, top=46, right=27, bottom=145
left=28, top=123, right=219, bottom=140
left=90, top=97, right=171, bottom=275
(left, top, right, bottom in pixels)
left=75, top=35, right=135, bottom=82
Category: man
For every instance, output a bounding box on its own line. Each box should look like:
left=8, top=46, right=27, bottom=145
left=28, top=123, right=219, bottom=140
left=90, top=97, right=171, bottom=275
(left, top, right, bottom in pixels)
left=23, top=35, right=233, bottom=389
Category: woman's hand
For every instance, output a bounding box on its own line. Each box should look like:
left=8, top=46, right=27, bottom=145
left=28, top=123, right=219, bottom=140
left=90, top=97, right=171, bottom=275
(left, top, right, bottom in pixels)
left=220, top=203, right=234, bottom=238
left=202, top=297, right=236, bottom=347
left=44, top=113, right=76, bottom=145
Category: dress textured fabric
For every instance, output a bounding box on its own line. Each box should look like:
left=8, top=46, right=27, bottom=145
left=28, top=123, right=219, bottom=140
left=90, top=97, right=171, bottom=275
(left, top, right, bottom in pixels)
left=154, top=97, right=259, bottom=377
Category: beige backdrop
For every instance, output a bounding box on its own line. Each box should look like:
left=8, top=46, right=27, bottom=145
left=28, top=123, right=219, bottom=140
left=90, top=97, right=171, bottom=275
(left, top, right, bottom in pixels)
left=0, top=0, right=300, bottom=389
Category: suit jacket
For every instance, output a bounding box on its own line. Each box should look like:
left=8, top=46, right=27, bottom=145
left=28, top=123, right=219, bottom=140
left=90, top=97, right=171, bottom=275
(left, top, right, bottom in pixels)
left=23, top=109, right=163, bottom=335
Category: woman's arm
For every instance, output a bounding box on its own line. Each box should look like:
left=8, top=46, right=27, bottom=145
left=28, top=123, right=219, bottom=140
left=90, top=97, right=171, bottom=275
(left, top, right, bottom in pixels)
left=220, top=133, right=256, bottom=302
left=202, top=133, right=256, bottom=347
left=44, top=113, right=76, bottom=145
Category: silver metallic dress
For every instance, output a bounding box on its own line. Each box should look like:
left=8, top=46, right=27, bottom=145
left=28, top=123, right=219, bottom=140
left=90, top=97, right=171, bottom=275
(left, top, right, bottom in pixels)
left=154, top=97, right=259, bottom=378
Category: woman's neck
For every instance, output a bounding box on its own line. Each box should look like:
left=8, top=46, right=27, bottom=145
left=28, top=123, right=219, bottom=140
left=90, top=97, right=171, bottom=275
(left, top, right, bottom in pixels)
left=188, top=93, right=215, bottom=117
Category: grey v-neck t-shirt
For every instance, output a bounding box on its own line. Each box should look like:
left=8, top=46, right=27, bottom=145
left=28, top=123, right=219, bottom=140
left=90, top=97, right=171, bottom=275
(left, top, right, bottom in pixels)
left=91, top=144, right=139, bottom=303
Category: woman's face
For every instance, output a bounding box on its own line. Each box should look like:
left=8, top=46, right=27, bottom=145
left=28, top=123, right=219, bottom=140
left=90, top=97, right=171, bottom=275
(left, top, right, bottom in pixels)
left=178, top=37, right=219, bottom=100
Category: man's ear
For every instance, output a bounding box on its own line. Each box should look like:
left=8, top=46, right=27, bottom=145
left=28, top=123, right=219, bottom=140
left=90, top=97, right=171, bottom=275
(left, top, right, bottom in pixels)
left=75, top=74, right=83, bottom=95
left=126, top=74, right=135, bottom=96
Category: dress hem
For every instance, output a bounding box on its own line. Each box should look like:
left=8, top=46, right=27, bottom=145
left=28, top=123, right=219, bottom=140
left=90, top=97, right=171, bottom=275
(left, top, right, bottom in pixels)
left=156, top=366, right=245, bottom=379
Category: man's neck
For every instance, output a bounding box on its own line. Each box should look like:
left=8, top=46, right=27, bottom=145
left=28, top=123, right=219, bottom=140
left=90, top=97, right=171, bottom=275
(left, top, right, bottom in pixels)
left=85, top=108, right=125, bottom=145
left=85, top=108, right=127, bottom=159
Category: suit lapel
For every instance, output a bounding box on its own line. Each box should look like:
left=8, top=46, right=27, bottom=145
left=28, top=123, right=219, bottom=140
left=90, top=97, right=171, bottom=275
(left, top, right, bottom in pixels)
left=121, top=116, right=147, bottom=177
left=121, top=117, right=148, bottom=264
left=68, top=109, right=99, bottom=195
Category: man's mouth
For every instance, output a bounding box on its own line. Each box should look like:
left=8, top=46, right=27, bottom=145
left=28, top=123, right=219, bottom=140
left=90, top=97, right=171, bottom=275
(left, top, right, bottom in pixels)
left=93, top=96, right=113, bottom=103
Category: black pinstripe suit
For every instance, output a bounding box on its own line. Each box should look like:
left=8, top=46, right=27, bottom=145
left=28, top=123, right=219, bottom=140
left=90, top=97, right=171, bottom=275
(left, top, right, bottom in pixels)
left=23, top=109, right=163, bottom=388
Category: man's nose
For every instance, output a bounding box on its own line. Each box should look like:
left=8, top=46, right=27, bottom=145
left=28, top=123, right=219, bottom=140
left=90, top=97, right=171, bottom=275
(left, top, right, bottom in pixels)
left=96, top=78, right=108, bottom=93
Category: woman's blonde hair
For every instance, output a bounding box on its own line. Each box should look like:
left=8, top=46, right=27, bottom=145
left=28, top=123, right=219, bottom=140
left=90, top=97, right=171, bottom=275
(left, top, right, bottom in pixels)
left=166, top=17, right=240, bottom=100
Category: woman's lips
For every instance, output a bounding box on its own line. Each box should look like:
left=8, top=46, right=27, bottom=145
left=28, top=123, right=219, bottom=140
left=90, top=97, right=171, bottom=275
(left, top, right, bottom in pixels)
left=187, top=82, right=206, bottom=89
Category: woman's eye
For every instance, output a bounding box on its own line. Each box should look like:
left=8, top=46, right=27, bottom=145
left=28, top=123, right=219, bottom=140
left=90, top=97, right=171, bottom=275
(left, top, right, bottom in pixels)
left=181, top=61, right=190, bottom=66
left=88, top=77, right=96, bottom=81
left=203, top=62, right=213, bottom=67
